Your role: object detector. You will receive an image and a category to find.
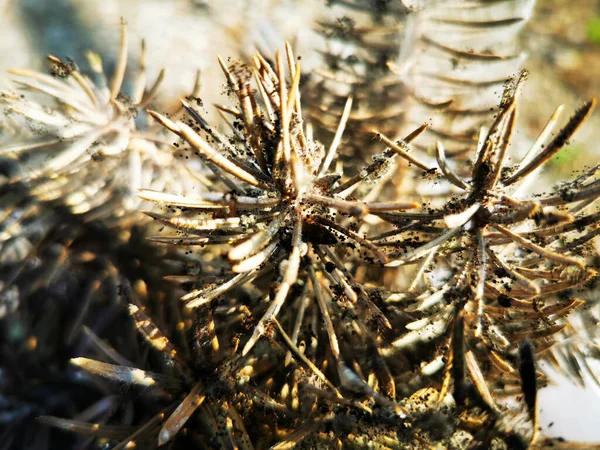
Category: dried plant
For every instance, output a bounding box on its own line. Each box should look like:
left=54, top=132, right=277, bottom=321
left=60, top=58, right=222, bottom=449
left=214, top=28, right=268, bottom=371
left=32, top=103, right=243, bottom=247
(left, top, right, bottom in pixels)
left=1, top=2, right=600, bottom=450
left=369, top=71, right=599, bottom=445
left=0, top=21, right=195, bottom=230
left=143, top=44, right=422, bottom=359
left=131, top=46, right=599, bottom=447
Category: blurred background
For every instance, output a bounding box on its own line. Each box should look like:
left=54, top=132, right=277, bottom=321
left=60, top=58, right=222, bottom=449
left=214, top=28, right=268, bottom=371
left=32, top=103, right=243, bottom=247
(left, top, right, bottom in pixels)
left=1, top=0, right=598, bottom=178
left=1, top=0, right=599, bottom=442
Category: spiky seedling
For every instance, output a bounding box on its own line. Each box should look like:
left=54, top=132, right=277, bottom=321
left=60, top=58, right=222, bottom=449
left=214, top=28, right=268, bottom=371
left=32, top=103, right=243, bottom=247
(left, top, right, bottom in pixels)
left=144, top=43, right=424, bottom=360
left=0, top=21, right=195, bottom=228
left=138, top=45, right=459, bottom=447
left=369, top=72, right=599, bottom=443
